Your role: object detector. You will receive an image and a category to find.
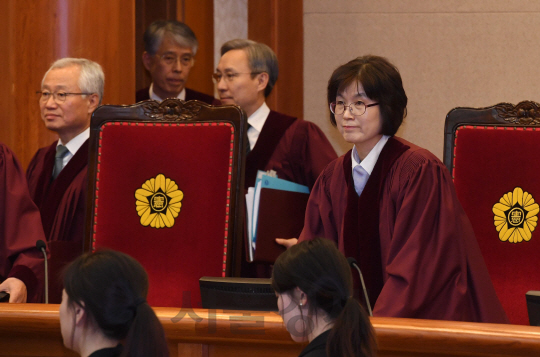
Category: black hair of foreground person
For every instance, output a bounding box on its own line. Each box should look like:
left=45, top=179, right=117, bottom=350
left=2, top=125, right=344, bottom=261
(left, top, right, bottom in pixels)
left=62, top=250, right=169, bottom=357
left=272, top=238, right=376, bottom=357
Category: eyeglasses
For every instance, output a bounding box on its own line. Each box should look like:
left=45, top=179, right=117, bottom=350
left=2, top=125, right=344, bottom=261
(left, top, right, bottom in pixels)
left=330, top=100, right=379, bottom=116
left=158, top=53, right=194, bottom=66
left=212, top=72, right=263, bottom=83
left=37, top=91, right=93, bottom=103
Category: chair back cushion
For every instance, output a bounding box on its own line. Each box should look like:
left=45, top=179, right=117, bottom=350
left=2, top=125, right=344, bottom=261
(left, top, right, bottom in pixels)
left=446, top=102, right=540, bottom=324
left=86, top=100, right=246, bottom=308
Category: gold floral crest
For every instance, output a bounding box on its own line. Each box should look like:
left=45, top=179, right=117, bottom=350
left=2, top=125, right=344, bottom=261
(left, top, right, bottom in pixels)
left=493, top=187, right=539, bottom=243
left=135, top=174, right=184, bottom=228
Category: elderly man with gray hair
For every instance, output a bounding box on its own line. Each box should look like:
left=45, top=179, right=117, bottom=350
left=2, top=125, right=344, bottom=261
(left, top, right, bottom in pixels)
left=215, top=39, right=337, bottom=191
left=26, top=58, right=103, bottom=269
left=137, top=20, right=214, bottom=104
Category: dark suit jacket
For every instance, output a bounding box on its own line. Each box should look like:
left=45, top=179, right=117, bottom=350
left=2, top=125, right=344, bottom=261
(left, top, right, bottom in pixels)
left=135, top=87, right=215, bottom=104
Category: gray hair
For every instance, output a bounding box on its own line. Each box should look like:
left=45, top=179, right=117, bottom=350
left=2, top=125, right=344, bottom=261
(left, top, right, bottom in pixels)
left=144, top=20, right=198, bottom=55
left=220, top=39, right=278, bottom=98
left=42, top=58, right=105, bottom=104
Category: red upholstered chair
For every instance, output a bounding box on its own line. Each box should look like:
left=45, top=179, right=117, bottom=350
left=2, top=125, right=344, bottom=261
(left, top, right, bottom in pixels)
left=85, top=99, right=247, bottom=308
left=444, top=101, right=540, bottom=325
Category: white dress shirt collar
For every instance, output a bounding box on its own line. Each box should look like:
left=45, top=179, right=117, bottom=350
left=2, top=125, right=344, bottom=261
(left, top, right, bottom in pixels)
left=247, top=102, right=270, bottom=150
left=351, top=135, right=390, bottom=175
left=149, top=83, right=186, bottom=102
left=58, top=127, right=90, bottom=167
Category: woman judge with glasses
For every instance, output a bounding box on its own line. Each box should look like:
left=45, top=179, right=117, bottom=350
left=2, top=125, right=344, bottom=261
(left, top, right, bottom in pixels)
left=59, top=250, right=169, bottom=357
left=278, top=55, right=508, bottom=323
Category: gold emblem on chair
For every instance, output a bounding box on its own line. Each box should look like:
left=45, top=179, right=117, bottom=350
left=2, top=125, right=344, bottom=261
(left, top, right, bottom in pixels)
left=493, top=187, right=539, bottom=243
left=135, top=174, right=184, bottom=228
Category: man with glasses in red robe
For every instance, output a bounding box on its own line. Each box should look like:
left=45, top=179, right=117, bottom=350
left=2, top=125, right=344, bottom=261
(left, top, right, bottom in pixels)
left=26, top=58, right=103, bottom=302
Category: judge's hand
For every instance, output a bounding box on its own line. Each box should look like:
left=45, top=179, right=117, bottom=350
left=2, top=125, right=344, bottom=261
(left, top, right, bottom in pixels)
left=275, top=238, right=298, bottom=249
left=0, top=278, right=27, bottom=303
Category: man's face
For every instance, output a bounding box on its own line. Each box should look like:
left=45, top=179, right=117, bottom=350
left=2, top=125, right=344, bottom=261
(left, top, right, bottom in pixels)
left=216, top=49, right=263, bottom=117
left=143, top=35, right=194, bottom=99
left=40, top=65, right=98, bottom=143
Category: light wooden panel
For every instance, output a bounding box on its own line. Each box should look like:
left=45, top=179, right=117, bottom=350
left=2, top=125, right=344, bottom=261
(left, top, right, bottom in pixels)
left=248, top=0, right=303, bottom=120
left=1, top=304, right=540, bottom=357
left=0, top=0, right=136, bottom=169
left=182, top=0, right=215, bottom=98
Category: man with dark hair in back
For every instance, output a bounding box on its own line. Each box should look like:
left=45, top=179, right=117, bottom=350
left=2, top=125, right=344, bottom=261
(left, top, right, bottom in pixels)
left=137, top=20, right=214, bottom=104
left=215, top=39, right=337, bottom=190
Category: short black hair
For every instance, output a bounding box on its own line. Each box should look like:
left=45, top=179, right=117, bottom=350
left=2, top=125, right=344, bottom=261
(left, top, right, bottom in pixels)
left=327, top=55, right=407, bottom=136
left=144, top=20, right=198, bottom=55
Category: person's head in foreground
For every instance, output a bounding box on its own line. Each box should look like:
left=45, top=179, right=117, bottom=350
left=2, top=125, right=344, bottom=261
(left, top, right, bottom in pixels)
left=60, top=250, right=169, bottom=357
left=327, top=55, right=407, bottom=160
left=272, top=238, right=376, bottom=357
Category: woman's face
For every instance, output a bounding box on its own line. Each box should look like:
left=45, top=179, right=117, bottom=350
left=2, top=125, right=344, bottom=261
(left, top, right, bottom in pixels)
left=335, top=81, right=383, bottom=160
left=59, top=290, right=76, bottom=350
left=277, top=291, right=310, bottom=343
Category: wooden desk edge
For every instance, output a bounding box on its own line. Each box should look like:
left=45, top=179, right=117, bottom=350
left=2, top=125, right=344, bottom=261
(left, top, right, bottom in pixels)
left=1, top=304, right=540, bottom=356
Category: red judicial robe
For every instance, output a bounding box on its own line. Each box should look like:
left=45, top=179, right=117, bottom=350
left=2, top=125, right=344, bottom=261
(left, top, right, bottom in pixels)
left=135, top=86, right=215, bottom=104
left=299, top=136, right=508, bottom=323
left=244, top=111, right=337, bottom=190
left=27, top=141, right=88, bottom=303
left=26, top=140, right=88, bottom=244
left=1, top=143, right=45, bottom=302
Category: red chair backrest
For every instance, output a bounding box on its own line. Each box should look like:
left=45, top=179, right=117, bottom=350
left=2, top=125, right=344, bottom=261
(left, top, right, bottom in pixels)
left=445, top=101, right=540, bottom=324
left=86, top=99, right=247, bottom=308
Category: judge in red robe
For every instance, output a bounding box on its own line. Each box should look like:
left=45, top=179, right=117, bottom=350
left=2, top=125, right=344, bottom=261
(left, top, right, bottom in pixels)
left=0, top=142, right=45, bottom=303
left=294, top=56, right=508, bottom=323
left=27, top=58, right=103, bottom=302
left=138, top=20, right=215, bottom=105
left=215, top=39, right=337, bottom=190
left=216, top=39, right=337, bottom=277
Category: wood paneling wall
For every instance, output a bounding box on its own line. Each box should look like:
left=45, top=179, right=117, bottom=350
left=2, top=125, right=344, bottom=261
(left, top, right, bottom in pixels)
left=135, top=0, right=215, bottom=100
left=0, top=0, right=136, bottom=168
left=248, top=0, right=303, bottom=120
left=181, top=0, right=215, bottom=98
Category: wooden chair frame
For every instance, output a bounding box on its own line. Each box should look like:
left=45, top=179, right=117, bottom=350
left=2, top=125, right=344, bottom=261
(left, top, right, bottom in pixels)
left=444, top=100, right=540, bottom=174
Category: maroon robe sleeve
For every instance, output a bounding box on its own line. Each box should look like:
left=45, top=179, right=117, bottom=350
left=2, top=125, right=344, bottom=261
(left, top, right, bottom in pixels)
left=292, top=120, right=337, bottom=187
left=0, top=143, right=45, bottom=302
left=285, top=120, right=337, bottom=190
left=299, top=156, right=346, bottom=247
left=376, top=148, right=507, bottom=322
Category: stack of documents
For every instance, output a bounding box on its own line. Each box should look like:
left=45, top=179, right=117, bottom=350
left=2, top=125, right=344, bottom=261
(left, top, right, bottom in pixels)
left=245, top=171, right=310, bottom=262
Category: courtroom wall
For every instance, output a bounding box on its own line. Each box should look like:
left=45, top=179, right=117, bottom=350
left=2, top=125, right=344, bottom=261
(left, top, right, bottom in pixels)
left=304, top=1, right=540, bottom=158
left=0, top=0, right=135, bottom=168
